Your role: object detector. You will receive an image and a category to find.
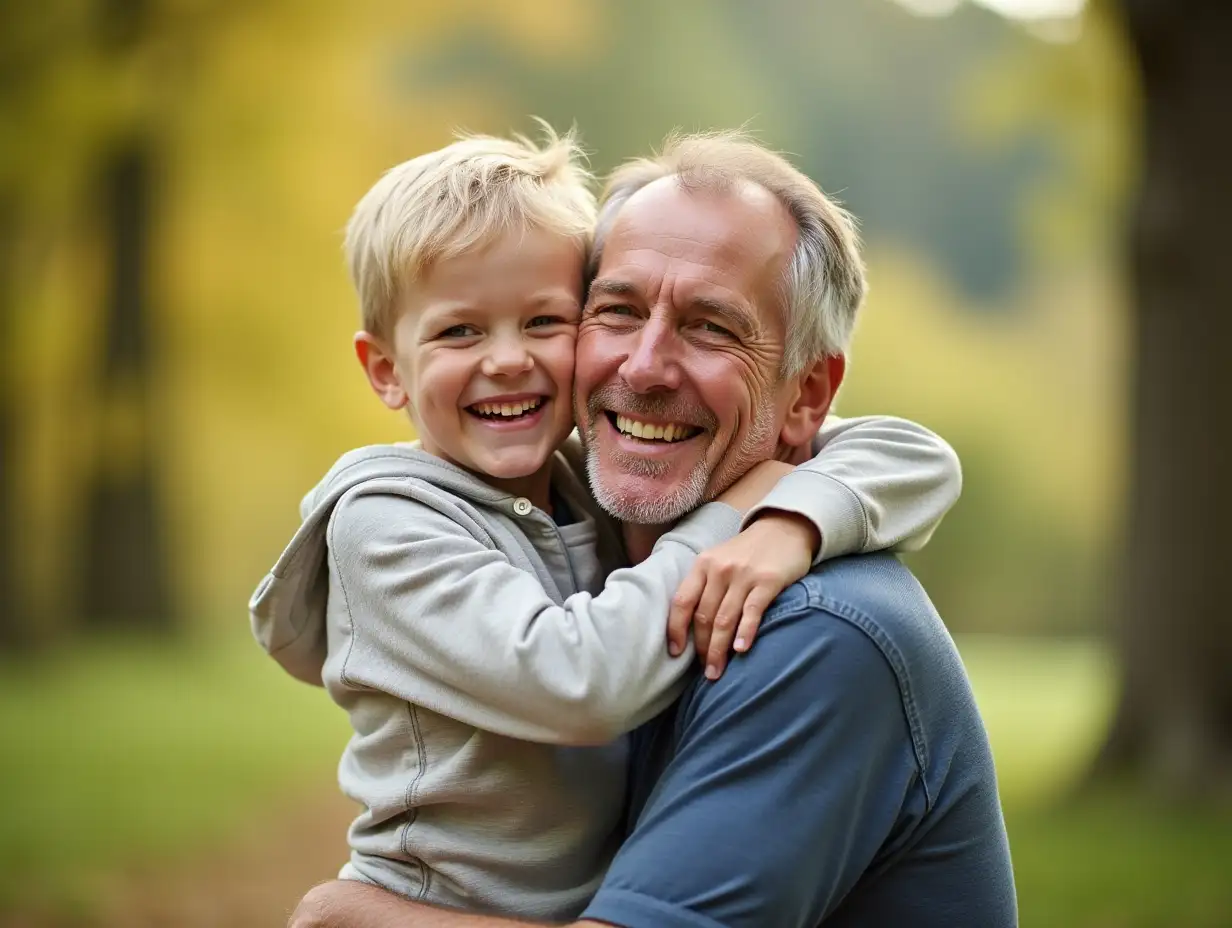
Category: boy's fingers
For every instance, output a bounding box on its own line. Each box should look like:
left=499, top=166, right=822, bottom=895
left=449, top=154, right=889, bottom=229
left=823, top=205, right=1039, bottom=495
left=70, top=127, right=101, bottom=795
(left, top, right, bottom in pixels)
left=690, top=569, right=728, bottom=657
left=667, top=567, right=707, bottom=656
left=704, top=580, right=754, bottom=680
left=732, top=585, right=777, bottom=653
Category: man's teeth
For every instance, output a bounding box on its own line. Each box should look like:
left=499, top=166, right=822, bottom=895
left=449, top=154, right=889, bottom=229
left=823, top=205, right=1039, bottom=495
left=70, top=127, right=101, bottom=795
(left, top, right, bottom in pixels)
left=473, top=398, right=544, bottom=417
left=614, top=414, right=696, bottom=443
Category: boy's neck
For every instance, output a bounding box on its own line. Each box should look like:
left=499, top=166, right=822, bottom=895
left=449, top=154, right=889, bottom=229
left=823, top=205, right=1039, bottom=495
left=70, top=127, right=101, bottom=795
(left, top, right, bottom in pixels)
left=485, top=467, right=555, bottom=514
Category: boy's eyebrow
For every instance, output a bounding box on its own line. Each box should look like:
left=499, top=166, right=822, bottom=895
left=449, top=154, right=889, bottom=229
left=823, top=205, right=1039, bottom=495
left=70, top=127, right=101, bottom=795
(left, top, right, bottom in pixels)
left=526, top=290, right=582, bottom=309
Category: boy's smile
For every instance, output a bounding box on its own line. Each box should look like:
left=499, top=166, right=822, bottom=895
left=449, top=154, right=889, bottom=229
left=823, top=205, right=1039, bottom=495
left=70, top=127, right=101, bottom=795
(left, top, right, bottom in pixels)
left=466, top=393, right=547, bottom=425
left=356, top=227, right=585, bottom=506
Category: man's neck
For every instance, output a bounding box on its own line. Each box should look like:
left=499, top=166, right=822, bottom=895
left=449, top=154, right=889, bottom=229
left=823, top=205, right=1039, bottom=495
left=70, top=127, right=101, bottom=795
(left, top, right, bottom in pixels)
left=778, top=440, right=814, bottom=466
left=623, top=522, right=672, bottom=565
left=620, top=441, right=815, bottom=564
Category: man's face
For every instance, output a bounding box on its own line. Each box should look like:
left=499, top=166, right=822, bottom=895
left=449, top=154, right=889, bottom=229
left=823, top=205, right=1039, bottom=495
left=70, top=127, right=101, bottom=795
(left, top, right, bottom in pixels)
left=575, top=177, right=800, bottom=524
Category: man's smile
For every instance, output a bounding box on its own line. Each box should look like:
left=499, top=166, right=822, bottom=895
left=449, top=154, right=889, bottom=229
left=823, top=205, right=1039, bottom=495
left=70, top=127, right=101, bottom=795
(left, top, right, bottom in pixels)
left=605, top=411, right=705, bottom=444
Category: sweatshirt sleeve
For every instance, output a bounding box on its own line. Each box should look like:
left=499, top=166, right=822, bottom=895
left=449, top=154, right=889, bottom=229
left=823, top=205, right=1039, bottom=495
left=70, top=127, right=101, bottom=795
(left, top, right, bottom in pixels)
left=326, top=488, right=742, bottom=746
left=742, top=415, right=962, bottom=564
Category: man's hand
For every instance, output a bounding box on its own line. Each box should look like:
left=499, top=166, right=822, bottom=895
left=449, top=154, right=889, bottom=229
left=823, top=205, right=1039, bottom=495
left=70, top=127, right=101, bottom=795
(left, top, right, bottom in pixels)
left=288, top=880, right=544, bottom=928
left=667, top=460, right=820, bottom=680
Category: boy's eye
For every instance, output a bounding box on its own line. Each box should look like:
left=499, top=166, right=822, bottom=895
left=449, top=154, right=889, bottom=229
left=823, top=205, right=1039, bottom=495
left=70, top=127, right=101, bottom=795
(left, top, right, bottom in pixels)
left=527, top=315, right=571, bottom=328
left=438, top=324, right=479, bottom=339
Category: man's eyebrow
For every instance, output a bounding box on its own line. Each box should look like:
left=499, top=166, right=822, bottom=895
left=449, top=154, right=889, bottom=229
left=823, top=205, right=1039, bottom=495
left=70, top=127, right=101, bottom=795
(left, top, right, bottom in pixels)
left=586, top=278, right=640, bottom=302
left=688, top=296, right=757, bottom=334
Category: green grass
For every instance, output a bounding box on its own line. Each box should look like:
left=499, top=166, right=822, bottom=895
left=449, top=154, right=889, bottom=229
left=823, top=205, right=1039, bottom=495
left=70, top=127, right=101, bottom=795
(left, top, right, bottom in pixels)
left=960, top=636, right=1232, bottom=928
left=960, top=635, right=1117, bottom=806
left=2, top=632, right=1230, bottom=925
left=0, top=630, right=349, bottom=912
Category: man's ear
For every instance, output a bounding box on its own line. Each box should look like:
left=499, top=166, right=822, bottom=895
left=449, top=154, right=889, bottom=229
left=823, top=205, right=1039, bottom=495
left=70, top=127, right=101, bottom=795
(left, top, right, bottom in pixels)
left=779, top=354, right=846, bottom=448
left=354, top=331, right=409, bottom=410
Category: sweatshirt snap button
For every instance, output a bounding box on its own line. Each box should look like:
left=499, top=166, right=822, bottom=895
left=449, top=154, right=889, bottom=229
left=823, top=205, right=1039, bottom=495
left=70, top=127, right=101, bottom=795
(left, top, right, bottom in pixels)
left=513, top=497, right=533, bottom=516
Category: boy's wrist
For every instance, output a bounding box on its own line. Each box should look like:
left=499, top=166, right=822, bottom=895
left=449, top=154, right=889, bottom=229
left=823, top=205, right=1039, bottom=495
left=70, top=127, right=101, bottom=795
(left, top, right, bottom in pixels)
left=748, top=509, right=822, bottom=560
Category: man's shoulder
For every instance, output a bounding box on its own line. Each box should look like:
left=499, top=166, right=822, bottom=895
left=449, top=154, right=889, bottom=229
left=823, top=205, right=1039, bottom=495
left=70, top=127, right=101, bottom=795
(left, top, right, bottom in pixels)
left=767, top=554, right=978, bottom=778
left=771, top=552, right=950, bottom=657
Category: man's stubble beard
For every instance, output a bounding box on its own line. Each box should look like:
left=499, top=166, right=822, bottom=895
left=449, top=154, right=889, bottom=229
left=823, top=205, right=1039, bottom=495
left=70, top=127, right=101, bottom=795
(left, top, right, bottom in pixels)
left=582, top=384, right=780, bottom=526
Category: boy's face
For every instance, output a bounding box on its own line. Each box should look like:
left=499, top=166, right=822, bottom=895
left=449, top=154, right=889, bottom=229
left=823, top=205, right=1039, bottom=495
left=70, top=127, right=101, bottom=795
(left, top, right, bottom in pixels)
left=358, top=228, right=583, bottom=484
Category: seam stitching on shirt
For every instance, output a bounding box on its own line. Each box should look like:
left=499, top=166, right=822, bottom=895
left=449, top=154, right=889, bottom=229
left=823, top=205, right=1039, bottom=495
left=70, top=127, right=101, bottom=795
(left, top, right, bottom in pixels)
left=781, top=584, right=933, bottom=810
left=814, top=594, right=932, bottom=808
left=586, top=887, right=731, bottom=928
left=328, top=505, right=432, bottom=899
left=327, top=507, right=359, bottom=690
left=807, top=470, right=871, bottom=551
left=401, top=701, right=432, bottom=900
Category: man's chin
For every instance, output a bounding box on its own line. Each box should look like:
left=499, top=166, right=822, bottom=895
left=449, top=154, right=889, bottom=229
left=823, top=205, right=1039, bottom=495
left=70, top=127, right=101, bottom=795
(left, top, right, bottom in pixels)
left=588, top=461, right=710, bottom=526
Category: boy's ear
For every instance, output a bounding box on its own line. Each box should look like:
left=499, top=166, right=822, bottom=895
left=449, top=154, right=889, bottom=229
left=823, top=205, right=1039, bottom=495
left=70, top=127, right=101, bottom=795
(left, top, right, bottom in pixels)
left=779, top=354, right=846, bottom=448
left=354, top=331, right=409, bottom=410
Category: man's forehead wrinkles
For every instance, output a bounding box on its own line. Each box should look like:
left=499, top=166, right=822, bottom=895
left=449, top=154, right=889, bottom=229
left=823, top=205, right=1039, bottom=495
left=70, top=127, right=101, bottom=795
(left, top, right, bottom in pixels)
left=601, top=251, right=744, bottom=289
left=612, top=229, right=755, bottom=264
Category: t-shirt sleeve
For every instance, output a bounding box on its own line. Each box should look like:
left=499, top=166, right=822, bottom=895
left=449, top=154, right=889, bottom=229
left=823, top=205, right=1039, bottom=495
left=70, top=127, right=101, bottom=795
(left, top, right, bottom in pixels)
left=581, top=609, right=919, bottom=928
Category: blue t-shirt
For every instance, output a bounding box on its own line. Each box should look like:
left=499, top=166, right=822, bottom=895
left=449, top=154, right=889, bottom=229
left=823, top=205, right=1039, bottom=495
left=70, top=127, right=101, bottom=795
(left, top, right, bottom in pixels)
left=583, top=553, right=1018, bottom=927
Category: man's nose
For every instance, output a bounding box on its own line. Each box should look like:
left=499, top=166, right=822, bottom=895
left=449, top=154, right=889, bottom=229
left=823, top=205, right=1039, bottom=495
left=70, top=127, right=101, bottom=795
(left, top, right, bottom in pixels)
left=618, top=318, right=682, bottom=393
left=481, top=334, right=534, bottom=378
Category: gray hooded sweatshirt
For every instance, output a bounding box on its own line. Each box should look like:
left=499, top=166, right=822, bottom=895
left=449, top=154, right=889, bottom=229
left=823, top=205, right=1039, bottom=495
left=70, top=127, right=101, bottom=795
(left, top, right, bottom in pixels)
left=250, top=416, right=959, bottom=920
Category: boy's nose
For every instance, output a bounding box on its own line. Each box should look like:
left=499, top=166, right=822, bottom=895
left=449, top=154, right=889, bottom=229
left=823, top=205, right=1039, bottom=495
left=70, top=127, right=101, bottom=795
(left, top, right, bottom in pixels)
left=482, top=338, right=535, bottom=378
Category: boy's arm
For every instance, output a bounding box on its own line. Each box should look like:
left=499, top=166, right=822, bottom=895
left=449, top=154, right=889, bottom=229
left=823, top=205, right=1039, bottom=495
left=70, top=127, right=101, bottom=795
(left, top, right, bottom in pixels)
left=745, top=414, right=962, bottom=562
left=327, top=488, right=741, bottom=745
left=667, top=414, right=961, bottom=675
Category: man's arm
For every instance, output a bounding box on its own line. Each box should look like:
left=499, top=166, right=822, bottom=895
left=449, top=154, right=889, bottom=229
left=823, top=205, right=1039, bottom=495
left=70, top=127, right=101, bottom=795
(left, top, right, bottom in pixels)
left=288, top=880, right=595, bottom=928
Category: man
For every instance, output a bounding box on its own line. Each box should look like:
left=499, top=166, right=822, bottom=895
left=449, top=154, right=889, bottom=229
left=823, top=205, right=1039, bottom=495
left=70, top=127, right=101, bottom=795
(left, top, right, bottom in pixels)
left=293, top=131, right=1018, bottom=927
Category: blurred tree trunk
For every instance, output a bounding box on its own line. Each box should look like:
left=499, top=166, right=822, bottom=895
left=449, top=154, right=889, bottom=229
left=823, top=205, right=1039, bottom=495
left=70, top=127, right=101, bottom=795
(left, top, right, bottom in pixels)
left=79, top=139, right=174, bottom=630
left=75, top=0, right=175, bottom=630
left=1095, top=0, right=1232, bottom=793
left=0, top=198, right=21, bottom=645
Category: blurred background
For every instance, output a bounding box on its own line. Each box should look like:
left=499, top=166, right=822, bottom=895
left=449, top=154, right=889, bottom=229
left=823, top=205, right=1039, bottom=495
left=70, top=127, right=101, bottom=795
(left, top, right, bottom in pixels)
left=2, top=0, right=1229, bottom=924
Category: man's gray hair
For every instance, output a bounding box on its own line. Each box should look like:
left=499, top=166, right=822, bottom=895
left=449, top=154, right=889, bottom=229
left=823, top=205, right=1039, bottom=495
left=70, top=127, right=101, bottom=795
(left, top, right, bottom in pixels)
left=590, top=130, right=867, bottom=376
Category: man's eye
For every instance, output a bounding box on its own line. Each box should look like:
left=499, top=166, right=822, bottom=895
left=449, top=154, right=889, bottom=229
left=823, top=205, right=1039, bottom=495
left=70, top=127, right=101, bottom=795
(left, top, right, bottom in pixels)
left=698, top=320, right=734, bottom=337
left=599, top=304, right=637, bottom=317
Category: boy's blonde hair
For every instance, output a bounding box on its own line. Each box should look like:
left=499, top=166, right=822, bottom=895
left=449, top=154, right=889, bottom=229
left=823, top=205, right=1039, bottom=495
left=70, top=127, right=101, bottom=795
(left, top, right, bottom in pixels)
left=345, top=123, right=596, bottom=338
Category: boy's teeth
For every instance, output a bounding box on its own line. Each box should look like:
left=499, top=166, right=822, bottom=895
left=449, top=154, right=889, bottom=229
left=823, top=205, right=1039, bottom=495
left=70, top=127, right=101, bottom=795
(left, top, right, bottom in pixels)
left=475, top=398, right=542, bottom=417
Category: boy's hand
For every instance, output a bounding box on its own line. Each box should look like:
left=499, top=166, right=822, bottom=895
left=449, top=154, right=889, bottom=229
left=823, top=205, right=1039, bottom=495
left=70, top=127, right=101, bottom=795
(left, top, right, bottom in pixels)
left=667, top=510, right=819, bottom=680
left=712, top=459, right=794, bottom=513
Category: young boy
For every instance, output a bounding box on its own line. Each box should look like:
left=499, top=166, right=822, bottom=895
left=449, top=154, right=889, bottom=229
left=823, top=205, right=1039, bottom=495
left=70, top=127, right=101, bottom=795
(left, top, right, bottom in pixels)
left=250, top=127, right=960, bottom=921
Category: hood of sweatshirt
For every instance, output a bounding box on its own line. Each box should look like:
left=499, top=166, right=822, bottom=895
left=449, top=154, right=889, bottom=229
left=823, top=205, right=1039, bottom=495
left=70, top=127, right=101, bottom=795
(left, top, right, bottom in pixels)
left=248, top=441, right=611, bottom=686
